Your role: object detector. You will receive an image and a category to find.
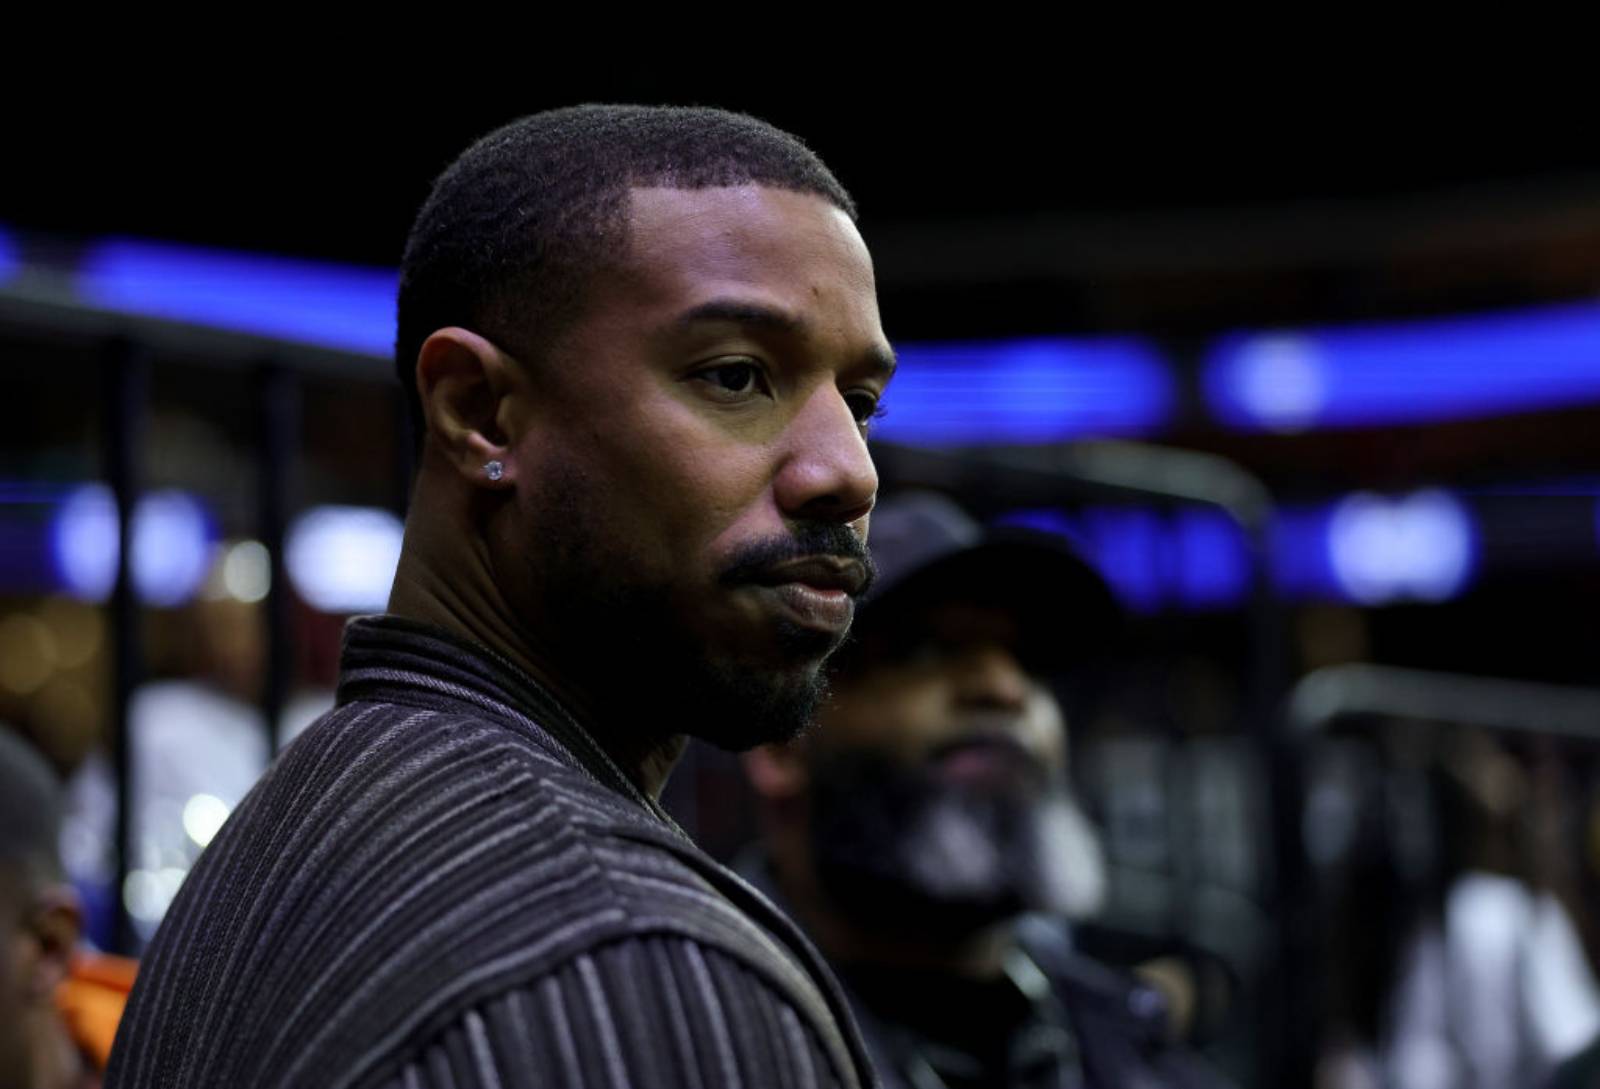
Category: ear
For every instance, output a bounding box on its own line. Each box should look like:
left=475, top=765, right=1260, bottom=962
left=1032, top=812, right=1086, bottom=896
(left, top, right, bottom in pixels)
left=414, top=327, right=523, bottom=487
left=25, top=884, right=81, bottom=1001
left=742, top=743, right=811, bottom=802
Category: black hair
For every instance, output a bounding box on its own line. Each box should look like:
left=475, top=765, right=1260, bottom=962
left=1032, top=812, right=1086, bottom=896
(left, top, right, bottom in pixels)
left=0, top=729, right=64, bottom=892
left=395, top=104, right=857, bottom=455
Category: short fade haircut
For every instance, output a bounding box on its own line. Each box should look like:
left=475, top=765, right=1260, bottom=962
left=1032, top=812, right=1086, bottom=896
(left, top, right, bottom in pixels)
left=0, top=729, right=64, bottom=894
left=395, top=104, right=858, bottom=454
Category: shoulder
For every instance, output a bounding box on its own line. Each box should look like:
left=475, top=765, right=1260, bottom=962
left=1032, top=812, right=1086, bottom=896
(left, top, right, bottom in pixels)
left=112, top=701, right=861, bottom=1089
left=368, top=932, right=855, bottom=1089
left=1016, top=917, right=1240, bottom=1089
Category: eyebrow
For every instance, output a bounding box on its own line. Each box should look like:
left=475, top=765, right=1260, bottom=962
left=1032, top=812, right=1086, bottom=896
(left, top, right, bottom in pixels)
left=676, top=299, right=802, bottom=333
left=674, top=298, right=898, bottom=380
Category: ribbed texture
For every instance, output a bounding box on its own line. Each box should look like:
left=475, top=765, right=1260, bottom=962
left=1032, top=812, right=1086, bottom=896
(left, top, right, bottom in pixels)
left=105, top=616, right=870, bottom=1089
left=377, top=939, right=844, bottom=1089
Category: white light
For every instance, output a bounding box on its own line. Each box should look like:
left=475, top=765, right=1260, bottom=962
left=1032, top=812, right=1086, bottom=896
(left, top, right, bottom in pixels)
left=285, top=506, right=404, bottom=614
left=123, top=869, right=163, bottom=922
left=182, top=793, right=231, bottom=848
left=221, top=540, right=272, bottom=603
left=54, top=485, right=117, bottom=601
left=1399, top=491, right=1477, bottom=601
left=53, top=485, right=213, bottom=605
left=1328, top=489, right=1475, bottom=604
left=1233, top=335, right=1327, bottom=432
left=133, top=490, right=213, bottom=606
left=122, top=866, right=187, bottom=924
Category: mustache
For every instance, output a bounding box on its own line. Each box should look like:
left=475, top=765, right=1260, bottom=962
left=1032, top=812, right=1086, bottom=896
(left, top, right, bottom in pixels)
left=719, top=523, right=876, bottom=596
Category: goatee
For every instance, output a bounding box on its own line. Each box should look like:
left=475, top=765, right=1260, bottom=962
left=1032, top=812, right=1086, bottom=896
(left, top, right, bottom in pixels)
left=527, top=466, right=869, bottom=751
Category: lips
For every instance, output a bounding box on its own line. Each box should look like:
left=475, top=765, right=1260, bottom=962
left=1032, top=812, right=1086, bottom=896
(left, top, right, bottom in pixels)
left=928, top=732, right=1046, bottom=787
left=749, top=556, right=869, bottom=636
left=753, top=556, right=870, bottom=596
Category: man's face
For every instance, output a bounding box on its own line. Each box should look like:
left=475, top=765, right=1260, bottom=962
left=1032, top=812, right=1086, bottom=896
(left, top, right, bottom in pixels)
left=494, top=185, right=893, bottom=749
left=803, top=599, right=1105, bottom=936
left=813, top=601, right=1067, bottom=779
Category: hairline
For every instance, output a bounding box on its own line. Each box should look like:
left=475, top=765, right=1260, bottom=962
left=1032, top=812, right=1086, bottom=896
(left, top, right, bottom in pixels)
left=472, top=179, right=862, bottom=387
left=397, top=106, right=860, bottom=458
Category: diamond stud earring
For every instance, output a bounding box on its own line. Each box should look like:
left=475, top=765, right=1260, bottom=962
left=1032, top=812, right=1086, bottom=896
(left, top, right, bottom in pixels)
left=484, top=460, right=504, bottom=482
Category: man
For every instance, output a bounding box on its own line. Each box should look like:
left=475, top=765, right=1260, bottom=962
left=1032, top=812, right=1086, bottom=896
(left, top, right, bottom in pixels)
left=744, top=492, right=1235, bottom=1089
left=2, top=728, right=134, bottom=1089
left=107, top=105, right=893, bottom=1088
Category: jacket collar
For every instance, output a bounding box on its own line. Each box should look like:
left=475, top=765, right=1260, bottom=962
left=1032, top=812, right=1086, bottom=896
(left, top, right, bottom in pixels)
left=335, top=614, right=683, bottom=831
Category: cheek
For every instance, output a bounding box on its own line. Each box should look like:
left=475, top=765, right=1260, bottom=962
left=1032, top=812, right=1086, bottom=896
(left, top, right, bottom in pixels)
left=600, top=428, right=777, bottom=565
left=820, top=676, right=950, bottom=760
left=1019, top=690, right=1068, bottom=769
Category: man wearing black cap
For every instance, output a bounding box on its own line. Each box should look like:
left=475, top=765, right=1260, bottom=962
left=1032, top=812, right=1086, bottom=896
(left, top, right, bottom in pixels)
left=745, top=492, right=1234, bottom=1089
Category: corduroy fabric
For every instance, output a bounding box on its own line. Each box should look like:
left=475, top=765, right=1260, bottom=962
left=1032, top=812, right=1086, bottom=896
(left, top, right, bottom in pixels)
left=105, top=616, right=872, bottom=1089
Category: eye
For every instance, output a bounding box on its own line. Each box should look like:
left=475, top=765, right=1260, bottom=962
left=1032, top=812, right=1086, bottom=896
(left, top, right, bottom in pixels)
left=843, top=390, right=887, bottom=429
left=692, top=360, right=768, bottom=399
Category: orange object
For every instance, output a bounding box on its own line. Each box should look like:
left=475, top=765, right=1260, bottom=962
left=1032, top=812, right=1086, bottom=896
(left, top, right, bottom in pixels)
left=55, top=952, right=138, bottom=1071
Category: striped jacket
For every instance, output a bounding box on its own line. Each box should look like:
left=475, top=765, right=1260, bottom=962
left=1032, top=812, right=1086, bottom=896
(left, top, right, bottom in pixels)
left=106, top=616, right=874, bottom=1089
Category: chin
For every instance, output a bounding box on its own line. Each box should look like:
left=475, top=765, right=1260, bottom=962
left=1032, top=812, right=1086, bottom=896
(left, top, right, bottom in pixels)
left=748, top=609, right=848, bottom=664
left=685, top=655, right=828, bottom=753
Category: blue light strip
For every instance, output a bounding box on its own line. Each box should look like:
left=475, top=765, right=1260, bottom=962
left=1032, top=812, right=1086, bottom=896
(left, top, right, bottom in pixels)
left=0, top=483, right=217, bottom=603
left=873, top=337, right=1177, bottom=445
left=1000, top=493, right=1479, bottom=612
left=1205, top=303, right=1600, bottom=431
left=65, top=241, right=1178, bottom=446
left=0, top=224, right=20, bottom=284
left=77, top=238, right=398, bottom=356
left=16, top=230, right=1600, bottom=439
left=1002, top=507, right=1257, bottom=612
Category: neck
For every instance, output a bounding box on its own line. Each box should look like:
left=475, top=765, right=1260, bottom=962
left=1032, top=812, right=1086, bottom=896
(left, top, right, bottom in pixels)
left=388, top=485, right=687, bottom=802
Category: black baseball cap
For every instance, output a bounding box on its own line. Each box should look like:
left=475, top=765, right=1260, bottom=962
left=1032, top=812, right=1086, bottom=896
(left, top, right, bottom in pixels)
left=849, top=491, right=1121, bottom=669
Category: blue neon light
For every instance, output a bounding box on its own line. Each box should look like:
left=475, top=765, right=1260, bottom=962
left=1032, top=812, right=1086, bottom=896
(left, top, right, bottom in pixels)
left=1270, top=505, right=1342, bottom=601
left=0, top=485, right=66, bottom=593
left=0, top=224, right=20, bottom=284
left=873, top=338, right=1176, bottom=446
left=1171, top=508, right=1253, bottom=607
left=0, top=483, right=218, bottom=603
left=78, top=239, right=397, bottom=356
left=1003, top=507, right=1169, bottom=612
left=1000, top=493, right=1478, bottom=611
left=1205, top=303, right=1600, bottom=431
left=1000, top=507, right=1251, bottom=612
left=49, top=485, right=217, bottom=605
left=66, top=241, right=1176, bottom=445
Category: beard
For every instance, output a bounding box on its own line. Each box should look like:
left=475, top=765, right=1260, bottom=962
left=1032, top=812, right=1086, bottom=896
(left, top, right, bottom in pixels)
left=807, top=747, right=1107, bottom=942
left=514, top=468, right=870, bottom=752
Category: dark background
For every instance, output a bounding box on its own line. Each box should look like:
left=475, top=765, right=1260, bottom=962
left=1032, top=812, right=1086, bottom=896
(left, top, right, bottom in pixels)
left=8, top=71, right=1600, bottom=1086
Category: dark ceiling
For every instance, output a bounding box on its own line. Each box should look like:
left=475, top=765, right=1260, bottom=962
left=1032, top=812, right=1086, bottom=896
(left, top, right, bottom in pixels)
left=5, top=69, right=1598, bottom=339
left=6, top=78, right=1596, bottom=263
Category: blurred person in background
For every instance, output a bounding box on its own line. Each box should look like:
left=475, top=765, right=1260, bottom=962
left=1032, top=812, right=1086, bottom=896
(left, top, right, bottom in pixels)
left=744, top=492, right=1235, bottom=1089
left=1, top=728, right=134, bottom=1089
left=1382, top=732, right=1600, bottom=1089
left=107, top=104, right=891, bottom=1088
left=60, top=547, right=332, bottom=948
left=1550, top=1041, right=1600, bottom=1089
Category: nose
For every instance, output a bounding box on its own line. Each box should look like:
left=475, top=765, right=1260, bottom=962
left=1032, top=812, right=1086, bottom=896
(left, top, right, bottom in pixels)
left=953, top=643, right=1032, bottom=712
left=773, top=385, right=878, bottom=524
